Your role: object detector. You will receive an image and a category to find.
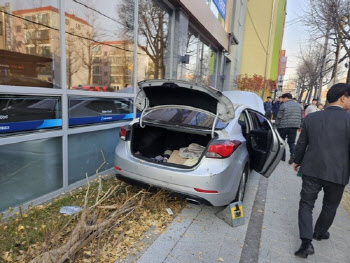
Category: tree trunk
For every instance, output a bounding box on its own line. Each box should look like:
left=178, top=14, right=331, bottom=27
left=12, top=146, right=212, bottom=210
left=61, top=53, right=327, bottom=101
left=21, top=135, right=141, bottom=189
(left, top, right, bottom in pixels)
left=347, top=66, right=350, bottom=85
left=313, top=82, right=318, bottom=100
left=299, top=85, right=306, bottom=102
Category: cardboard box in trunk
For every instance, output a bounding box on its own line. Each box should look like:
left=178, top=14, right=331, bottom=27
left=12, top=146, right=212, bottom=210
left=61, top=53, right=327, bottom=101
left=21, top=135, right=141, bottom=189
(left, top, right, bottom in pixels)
left=167, top=150, right=187, bottom=165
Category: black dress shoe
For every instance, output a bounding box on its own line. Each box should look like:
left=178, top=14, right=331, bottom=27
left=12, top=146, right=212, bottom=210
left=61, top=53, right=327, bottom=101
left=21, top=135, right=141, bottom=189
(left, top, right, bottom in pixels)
left=313, top=231, right=330, bottom=241
left=294, top=241, right=315, bottom=258
left=288, top=155, right=295, bottom=164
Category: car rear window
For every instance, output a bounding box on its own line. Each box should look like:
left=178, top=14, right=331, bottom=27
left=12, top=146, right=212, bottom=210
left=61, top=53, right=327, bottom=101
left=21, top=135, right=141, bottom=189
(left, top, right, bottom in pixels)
left=143, top=108, right=227, bottom=129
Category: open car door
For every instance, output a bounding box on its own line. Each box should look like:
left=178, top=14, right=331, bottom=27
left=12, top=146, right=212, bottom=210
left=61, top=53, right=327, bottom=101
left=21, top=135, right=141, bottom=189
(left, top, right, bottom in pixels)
left=246, top=109, right=285, bottom=178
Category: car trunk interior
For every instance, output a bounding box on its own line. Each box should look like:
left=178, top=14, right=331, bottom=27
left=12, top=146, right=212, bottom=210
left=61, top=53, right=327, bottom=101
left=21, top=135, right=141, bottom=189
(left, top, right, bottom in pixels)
left=130, top=124, right=213, bottom=167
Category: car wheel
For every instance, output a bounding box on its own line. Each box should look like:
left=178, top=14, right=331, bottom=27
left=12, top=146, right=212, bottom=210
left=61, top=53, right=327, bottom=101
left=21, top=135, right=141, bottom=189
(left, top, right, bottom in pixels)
left=234, top=166, right=248, bottom=202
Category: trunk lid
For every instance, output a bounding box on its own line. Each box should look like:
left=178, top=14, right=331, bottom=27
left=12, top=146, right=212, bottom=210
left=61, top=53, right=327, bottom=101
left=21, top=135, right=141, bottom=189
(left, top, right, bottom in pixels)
left=136, top=80, right=235, bottom=123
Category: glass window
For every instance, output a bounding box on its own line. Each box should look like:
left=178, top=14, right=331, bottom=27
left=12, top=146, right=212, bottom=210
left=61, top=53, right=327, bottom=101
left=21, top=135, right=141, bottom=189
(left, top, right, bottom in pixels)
left=65, top=0, right=135, bottom=92
left=0, top=137, right=63, bottom=212
left=144, top=108, right=227, bottom=129
left=68, top=97, right=133, bottom=127
left=136, top=0, right=172, bottom=81
left=0, top=95, right=61, bottom=135
left=178, top=28, right=200, bottom=82
left=178, top=28, right=217, bottom=87
left=68, top=128, right=119, bottom=184
left=0, top=0, right=60, bottom=88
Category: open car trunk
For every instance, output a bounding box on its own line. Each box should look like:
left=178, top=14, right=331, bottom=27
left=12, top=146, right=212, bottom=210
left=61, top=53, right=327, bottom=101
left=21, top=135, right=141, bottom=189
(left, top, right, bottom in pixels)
left=130, top=124, right=214, bottom=167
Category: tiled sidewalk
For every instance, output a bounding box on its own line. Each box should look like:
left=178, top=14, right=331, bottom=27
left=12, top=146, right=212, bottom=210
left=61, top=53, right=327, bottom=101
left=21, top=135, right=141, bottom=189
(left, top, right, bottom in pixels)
left=259, top=160, right=350, bottom=263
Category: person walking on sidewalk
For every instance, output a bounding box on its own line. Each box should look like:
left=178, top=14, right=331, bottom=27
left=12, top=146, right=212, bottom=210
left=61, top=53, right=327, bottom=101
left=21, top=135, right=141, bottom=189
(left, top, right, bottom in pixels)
left=293, top=83, right=350, bottom=258
left=264, top=96, right=273, bottom=119
left=272, top=96, right=283, bottom=120
left=275, top=93, right=303, bottom=164
left=305, top=98, right=318, bottom=116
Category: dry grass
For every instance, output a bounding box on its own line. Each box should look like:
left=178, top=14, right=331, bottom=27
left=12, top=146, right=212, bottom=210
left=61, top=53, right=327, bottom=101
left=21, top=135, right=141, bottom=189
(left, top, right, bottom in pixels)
left=0, top=176, right=184, bottom=263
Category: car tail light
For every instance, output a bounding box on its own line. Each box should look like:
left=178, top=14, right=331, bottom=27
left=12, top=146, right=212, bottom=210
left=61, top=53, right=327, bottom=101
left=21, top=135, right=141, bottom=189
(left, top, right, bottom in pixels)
left=194, top=188, right=218, bottom=194
left=205, top=140, right=241, bottom=158
left=119, top=127, right=127, bottom=140
left=114, top=166, right=122, bottom=171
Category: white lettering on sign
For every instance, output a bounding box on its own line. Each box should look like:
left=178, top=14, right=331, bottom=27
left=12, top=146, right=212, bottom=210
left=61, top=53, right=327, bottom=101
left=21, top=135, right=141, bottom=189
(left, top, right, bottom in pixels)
left=102, top=110, right=112, bottom=114
left=0, top=126, right=10, bottom=130
left=0, top=115, right=9, bottom=119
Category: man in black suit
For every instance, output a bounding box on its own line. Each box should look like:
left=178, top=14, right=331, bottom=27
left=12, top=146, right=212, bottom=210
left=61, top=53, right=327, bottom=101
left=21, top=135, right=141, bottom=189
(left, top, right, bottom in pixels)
left=293, top=83, right=350, bottom=258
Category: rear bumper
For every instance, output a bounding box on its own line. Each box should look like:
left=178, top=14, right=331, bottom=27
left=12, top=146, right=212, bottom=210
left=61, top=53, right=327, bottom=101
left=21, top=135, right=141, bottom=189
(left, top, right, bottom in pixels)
left=116, top=174, right=213, bottom=206
left=114, top=141, right=249, bottom=206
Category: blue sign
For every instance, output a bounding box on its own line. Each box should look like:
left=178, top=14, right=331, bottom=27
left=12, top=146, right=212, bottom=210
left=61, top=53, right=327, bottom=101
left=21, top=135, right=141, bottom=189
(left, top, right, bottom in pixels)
left=213, top=0, right=226, bottom=19
left=69, top=113, right=133, bottom=126
left=0, top=119, right=62, bottom=133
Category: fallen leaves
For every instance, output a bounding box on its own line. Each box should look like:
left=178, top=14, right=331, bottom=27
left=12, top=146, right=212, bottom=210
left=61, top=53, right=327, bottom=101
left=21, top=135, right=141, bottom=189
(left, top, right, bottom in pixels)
left=0, top=176, right=184, bottom=263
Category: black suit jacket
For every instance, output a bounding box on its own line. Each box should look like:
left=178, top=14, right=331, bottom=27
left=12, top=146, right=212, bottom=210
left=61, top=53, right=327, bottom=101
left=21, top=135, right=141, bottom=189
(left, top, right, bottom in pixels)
left=294, top=106, right=350, bottom=185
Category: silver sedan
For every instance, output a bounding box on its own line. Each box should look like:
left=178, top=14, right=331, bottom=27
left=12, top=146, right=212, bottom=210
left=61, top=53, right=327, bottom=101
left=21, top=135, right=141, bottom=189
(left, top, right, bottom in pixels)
left=114, top=80, right=285, bottom=206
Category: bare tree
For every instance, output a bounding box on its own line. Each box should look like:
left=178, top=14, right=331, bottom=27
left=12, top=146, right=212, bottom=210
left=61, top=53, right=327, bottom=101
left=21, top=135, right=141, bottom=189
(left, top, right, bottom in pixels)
left=295, top=43, right=333, bottom=103
left=305, top=0, right=350, bottom=84
left=66, top=33, right=80, bottom=88
left=117, top=0, right=169, bottom=79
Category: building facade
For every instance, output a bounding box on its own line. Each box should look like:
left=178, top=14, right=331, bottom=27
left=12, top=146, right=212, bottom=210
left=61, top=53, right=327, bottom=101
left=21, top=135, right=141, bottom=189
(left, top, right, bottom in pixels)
left=238, top=0, right=287, bottom=98
left=0, top=0, right=250, bottom=213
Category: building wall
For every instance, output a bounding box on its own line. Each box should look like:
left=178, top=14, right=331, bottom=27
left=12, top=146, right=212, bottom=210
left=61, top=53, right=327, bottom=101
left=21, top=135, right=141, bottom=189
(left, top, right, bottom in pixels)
left=269, top=0, right=286, bottom=81
left=239, top=0, right=286, bottom=83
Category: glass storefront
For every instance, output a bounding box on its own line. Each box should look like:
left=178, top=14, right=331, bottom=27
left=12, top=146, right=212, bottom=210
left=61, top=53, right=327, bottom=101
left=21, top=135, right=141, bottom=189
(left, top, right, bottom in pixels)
left=0, top=0, right=224, bottom=212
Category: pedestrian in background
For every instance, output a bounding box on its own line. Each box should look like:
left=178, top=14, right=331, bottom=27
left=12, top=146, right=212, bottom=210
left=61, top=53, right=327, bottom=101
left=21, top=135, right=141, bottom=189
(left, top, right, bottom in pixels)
left=305, top=99, right=318, bottom=116
left=293, top=83, right=350, bottom=258
left=272, top=96, right=283, bottom=120
left=317, top=103, right=324, bottom=111
left=275, top=93, right=303, bottom=164
left=264, top=96, right=272, bottom=119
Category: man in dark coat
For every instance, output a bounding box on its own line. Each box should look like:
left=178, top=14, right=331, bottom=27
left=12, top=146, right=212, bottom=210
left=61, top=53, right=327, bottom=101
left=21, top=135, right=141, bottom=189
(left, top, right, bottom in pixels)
left=272, top=96, right=283, bottom=120
left=293, top=83, right=350, bottom=258
left=264, top=96, right=273, bottom=119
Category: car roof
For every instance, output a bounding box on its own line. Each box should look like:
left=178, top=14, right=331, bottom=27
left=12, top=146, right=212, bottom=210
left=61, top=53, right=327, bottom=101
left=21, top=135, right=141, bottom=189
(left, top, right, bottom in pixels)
left=223, top=91, right=265, bottom=114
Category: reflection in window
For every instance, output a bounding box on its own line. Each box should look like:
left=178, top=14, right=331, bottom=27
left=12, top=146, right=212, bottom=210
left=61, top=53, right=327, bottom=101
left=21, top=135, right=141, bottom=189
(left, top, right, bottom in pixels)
left=65, top=0, right=136, bottom=92
left=178, top=28, right=217, bottom=87
left=0, top=95, right=61, bottom=135
left=118, top=0, right=171, bottom=81
left=0, top=2, right=59, bottom=88
left=68, top=97, right=133, bottom=127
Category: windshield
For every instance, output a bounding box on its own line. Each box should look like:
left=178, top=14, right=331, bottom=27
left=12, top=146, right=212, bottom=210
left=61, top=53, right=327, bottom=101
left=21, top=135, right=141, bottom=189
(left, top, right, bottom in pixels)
left=143, top=108, right=227, bottom=129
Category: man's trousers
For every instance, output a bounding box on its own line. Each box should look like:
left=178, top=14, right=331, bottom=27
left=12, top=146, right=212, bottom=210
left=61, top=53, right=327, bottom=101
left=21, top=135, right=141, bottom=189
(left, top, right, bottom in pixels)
left=277, top=127, right=298, bottom=160
left=298, top=175, right=345, bottom=240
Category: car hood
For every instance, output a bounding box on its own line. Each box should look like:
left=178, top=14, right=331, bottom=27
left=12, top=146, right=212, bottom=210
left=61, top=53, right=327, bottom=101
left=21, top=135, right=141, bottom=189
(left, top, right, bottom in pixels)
left=135, top=80, right=235, bottom=123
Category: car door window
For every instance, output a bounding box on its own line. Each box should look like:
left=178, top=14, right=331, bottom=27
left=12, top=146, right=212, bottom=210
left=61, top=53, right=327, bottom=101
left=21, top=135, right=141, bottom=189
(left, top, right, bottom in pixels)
left=238, top=111, right=249, bottom=138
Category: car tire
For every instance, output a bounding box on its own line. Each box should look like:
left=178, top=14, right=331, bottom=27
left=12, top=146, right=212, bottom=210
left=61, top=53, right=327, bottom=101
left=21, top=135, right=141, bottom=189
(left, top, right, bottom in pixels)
left=234, top=165, right=248, bottom=202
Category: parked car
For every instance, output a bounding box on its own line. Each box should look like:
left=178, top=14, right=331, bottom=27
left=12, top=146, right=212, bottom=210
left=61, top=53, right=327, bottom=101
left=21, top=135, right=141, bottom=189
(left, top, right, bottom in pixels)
left=114, top=80, right=285, bottom=206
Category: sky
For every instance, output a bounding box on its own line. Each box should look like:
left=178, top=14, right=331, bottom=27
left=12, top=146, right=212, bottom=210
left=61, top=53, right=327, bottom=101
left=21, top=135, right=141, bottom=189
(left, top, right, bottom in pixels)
left=281, top=0, right=310, bottom=84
